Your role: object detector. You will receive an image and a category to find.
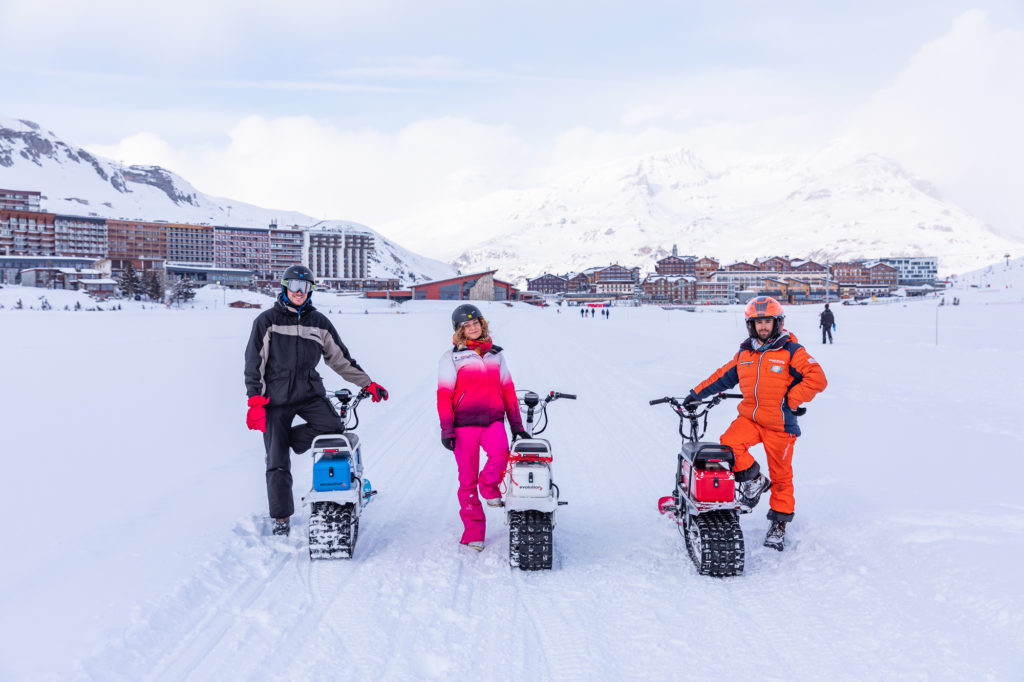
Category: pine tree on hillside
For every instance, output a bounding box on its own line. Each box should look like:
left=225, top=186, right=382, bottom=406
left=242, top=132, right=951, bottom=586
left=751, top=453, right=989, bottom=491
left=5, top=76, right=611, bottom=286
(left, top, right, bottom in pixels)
left=118, top=263, right=142, bottom=298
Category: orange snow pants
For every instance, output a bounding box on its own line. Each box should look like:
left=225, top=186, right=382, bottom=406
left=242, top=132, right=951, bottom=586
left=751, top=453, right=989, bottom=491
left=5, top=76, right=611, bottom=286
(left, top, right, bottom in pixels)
left=720, top=415, right=798, bottom=518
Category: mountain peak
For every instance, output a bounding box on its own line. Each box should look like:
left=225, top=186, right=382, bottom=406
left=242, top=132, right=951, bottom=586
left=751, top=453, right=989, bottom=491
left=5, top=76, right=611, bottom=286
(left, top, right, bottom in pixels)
left=0, top=116, right=456, bottom=284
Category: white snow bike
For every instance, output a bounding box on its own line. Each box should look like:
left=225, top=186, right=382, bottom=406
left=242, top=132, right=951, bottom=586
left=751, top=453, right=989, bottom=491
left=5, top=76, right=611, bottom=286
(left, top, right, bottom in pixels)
left=502, top=390, right=575, bottom=570
left=301, top=388, right=378, bottom=559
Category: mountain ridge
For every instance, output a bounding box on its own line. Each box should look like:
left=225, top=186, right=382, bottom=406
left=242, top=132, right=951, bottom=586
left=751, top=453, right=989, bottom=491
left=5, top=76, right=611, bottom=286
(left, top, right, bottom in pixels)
left=0, top=117, right=457, bottom=285
left=402, top=140, right=1021, bottom=281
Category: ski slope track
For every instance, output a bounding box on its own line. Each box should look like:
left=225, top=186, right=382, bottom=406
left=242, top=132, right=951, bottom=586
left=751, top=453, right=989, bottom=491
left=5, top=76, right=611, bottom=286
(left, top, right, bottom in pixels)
left=1, top=270, right=1023, bottom=680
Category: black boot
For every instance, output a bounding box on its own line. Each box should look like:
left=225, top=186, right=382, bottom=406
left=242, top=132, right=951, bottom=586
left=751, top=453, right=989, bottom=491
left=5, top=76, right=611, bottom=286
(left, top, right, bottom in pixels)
left=764, top=521, right=787, bottom=551
left=273, top=518, right=290, bottom=536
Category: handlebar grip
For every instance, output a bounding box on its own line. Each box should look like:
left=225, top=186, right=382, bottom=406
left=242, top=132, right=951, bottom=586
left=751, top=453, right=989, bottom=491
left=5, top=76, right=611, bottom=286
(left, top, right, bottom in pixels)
left=720, top=393, right=743, bottom=399
left=649, top=397, right=670, bottom=405
left=558, top=393, right=577, bottom=400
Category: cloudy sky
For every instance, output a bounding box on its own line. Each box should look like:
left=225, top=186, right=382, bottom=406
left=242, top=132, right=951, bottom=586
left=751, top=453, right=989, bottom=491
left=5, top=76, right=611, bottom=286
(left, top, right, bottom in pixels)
left=2, top=0, right=1022, bottom=253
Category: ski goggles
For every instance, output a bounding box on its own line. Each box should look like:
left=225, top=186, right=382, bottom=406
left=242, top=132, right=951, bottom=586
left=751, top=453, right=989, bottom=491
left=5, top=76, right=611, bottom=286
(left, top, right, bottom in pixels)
left=283, top=279, right=314, bottom=294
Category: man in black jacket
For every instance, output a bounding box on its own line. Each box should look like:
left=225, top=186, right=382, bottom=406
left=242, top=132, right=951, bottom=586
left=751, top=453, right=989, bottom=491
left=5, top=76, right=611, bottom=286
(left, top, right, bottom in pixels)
left=244, top=265, right=388, bottom=536
left=819, top=303, right=835, bottom=344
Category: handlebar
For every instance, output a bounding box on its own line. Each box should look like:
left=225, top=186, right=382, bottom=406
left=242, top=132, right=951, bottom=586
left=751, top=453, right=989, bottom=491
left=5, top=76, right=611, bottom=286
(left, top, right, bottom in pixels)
left=518, top=389, right=576, bottom=436
left=649, top=392, right=741, bottom=443
left=327, top=388, right=375, bottom=431
left=649, top=392, right=741, bottom=409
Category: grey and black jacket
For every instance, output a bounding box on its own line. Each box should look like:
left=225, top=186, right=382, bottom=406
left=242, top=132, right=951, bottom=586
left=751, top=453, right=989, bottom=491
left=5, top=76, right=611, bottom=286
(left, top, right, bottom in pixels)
left=244, top=296, right=371, bottom=405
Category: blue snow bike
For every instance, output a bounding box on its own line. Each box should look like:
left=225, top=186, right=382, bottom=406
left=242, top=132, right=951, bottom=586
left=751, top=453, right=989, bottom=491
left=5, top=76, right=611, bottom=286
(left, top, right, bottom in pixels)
left=301, top=388, right=378, bottom=559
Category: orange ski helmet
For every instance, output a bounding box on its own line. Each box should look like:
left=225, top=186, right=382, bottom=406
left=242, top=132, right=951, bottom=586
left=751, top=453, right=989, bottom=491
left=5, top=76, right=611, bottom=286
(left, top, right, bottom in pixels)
left=744, top=296, right=785, bottom=339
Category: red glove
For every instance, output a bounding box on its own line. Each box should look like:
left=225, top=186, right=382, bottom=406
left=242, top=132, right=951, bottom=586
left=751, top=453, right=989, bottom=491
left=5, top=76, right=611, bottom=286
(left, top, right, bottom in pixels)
left=246, top=395, right=269, bottom=432
left=364, top=382, right=388, bottom=402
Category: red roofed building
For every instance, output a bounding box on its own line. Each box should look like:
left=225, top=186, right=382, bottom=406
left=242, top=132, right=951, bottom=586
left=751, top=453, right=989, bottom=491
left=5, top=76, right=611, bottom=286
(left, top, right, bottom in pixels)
left=409, top=270, right=519, bottom=301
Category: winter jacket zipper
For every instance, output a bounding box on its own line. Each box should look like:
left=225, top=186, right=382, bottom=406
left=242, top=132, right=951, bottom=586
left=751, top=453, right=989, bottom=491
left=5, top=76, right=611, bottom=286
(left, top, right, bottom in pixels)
left=752, top=348, right=766, bottom=423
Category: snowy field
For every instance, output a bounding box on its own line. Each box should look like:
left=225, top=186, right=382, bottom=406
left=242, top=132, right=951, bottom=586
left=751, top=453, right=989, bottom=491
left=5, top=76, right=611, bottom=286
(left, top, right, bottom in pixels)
left=1, top=274, right=1023, bottom=681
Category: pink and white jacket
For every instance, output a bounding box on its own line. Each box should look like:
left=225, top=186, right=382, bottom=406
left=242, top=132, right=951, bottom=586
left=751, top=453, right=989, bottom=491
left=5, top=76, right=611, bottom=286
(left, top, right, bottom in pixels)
left=437, top=343, right=524, bottom=439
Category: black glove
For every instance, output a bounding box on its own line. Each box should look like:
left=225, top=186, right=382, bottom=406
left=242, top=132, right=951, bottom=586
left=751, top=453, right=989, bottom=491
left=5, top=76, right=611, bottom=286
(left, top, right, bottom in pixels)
left=682, top=394, right=700, bottom=410
left=513, top=430, right=531, bottom=441
left=791, top=406, right=807, bottom=416
left=441, top=436, right=455, bottom=451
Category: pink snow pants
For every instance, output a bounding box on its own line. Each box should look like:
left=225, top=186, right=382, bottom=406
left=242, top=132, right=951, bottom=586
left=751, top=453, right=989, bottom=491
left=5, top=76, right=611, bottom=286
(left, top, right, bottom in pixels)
left=453, top=421, right=509, bottom=544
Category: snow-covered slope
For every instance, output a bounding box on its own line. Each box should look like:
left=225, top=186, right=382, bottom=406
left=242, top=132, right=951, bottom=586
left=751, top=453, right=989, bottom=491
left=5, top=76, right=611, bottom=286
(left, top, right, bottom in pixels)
left=952, top=253, right=1024, bottom=292
left=0, top=117, right=456, bottom=285
left=422, top=141, right=1021, bottom=282
left=1, top=285, right=1022, bottom=680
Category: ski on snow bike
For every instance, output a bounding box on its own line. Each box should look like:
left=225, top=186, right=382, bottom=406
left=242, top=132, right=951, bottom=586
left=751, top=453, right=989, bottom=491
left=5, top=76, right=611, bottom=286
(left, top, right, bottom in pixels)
left=300, top=388, right=379, bottom=559
left=651, top=392, right=747, bottom=577
left=502, top=390, right=575, bottom=571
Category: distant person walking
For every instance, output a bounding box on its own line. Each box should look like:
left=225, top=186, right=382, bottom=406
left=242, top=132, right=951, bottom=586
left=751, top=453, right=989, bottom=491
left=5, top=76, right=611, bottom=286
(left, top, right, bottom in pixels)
left=819, top=303, right=835, bottom=344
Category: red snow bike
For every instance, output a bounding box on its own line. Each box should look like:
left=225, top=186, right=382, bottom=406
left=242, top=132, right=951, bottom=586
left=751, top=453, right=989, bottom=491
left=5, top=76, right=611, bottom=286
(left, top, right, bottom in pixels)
left=651, top=392, right=747, bottom=577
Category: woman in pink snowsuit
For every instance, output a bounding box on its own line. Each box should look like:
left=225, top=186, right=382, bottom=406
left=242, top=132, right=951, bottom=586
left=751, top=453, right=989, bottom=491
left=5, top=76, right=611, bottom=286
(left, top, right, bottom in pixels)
left=437, top=304, right=527, bottom=550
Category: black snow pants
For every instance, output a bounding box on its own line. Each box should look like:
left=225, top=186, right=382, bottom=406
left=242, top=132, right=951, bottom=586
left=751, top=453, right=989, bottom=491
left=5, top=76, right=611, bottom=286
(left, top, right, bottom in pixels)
left=821, top=326, right=833, bottom=344
left=264, top=396, right=343, bottom=519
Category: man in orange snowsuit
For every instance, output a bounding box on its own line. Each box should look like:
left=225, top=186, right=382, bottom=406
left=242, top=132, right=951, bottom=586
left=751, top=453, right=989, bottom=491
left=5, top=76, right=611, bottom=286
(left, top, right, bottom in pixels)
left=684, top=296, right=827, bottom=550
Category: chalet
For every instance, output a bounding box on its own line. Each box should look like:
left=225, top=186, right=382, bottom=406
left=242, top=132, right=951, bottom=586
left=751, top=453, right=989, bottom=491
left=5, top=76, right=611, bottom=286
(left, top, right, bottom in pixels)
left=642, top=274, right=694, bottom=303
left=756, top=256, right=791, bottom=272
left=694, top=257, right=719, bottom=279
left=654, top=255, right=697, bottom=277
left=566, top=272, right=592, bottom=293
left=526, top=273, right=569, bottom=294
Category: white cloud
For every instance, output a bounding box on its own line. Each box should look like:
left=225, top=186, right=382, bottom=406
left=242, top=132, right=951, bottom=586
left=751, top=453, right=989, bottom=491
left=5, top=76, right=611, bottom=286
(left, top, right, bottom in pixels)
left=87, top=114, right=527, bottom=228
left=848, top=9, right=1024, bottom=237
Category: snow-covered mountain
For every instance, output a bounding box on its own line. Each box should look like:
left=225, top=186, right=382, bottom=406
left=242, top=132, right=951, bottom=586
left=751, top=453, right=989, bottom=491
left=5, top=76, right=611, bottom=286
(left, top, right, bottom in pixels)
left=419, top=141, right=1021, bottom=282
left=0, top=117, right=456, bottom=284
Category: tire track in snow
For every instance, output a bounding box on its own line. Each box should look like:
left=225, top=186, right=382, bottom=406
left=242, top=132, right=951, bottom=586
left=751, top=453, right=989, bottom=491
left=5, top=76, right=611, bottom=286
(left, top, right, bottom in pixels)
left=510, top=573, right=598, bottom=680
left=76, top=519, right=298, bottom=682
left=101, top=375, right=444, bottom=681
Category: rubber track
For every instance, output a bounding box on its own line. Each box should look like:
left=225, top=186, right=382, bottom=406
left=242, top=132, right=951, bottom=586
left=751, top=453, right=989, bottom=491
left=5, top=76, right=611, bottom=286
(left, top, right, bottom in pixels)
left=309, top=501, right=359, bottom=559
left=684, top=510, right=744, bottom=577
left=509, top=510, right=553, bottom=570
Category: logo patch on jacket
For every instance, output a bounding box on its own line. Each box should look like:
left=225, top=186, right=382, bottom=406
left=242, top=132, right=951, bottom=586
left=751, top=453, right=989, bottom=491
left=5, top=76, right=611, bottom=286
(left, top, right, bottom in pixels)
left=452, top=351, right=478, bottom=368
left=770, top=364, right=783, bottom=373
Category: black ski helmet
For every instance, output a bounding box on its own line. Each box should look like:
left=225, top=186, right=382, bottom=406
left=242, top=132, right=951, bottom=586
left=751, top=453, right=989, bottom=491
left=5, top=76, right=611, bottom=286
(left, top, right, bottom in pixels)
left=281, top=264, right=316, bottom=285
left=451, top=303, right=483, bottom=330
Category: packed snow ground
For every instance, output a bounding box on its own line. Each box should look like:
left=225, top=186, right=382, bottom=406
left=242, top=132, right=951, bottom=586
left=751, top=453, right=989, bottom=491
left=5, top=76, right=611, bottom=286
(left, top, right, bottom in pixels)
left=1, top=276, right=1023, bottom=681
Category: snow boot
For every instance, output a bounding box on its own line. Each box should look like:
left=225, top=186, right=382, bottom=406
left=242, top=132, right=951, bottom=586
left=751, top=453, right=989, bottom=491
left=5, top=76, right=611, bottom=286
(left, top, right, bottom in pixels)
left=737, top=473, right=771, bottom=510
left=764, top=521, right=787, bottom=551
left=484, top=497, right=504, bottom=508
left=463, top=540, right=484, bottom=552
left=273, top=518, right=290, bottom=537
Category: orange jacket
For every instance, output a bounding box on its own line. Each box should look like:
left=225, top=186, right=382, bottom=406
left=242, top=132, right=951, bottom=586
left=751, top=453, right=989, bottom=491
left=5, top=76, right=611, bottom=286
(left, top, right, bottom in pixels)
left=690, top=331, right=826, bottom=436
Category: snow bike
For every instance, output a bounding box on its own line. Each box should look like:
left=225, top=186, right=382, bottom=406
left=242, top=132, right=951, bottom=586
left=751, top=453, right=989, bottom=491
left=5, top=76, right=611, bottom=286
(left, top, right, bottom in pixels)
left=502, top=390, right=575, bottom=570
left=651, top=392, right=746, bottom=577
left=300, top=388, right=378, bottom=559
